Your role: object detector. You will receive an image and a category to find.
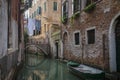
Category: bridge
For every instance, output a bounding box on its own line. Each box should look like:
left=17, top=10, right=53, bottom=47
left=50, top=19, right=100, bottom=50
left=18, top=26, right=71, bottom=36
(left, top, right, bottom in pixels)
left=25, top=43, right=50, bottom=56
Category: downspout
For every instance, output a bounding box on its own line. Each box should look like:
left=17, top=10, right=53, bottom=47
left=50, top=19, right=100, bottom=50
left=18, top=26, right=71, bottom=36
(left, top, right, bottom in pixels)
left=60, top=0, right=63, bottom=59
left=80, top=0, right=84, bottom=64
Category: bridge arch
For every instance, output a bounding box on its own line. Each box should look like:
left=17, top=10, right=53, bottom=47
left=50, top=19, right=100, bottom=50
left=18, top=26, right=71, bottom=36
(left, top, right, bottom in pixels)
left=25, top=43, right=48, bottom=56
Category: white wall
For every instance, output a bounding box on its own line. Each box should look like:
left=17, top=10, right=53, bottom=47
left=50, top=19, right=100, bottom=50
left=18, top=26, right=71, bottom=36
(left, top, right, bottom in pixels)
left=0, top=0, right=8, bottom=58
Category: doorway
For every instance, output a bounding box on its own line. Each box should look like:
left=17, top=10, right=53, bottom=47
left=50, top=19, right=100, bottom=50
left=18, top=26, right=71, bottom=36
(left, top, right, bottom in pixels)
left=115, top=17, right=120, bottom=72
left=109, top=13, right=120, bottom=72
left=63, top=32, right=68, bottom=59
left=55, top=42, right=59, bottom=59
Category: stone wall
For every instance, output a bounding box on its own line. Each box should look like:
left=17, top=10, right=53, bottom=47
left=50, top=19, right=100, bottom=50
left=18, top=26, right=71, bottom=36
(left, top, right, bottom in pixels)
left=62, top=0, right=120, bottom=72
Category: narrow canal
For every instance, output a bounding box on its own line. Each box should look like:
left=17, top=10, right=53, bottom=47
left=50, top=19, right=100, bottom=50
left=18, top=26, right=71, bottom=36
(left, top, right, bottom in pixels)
left=17, top=53, right=81, bottom=80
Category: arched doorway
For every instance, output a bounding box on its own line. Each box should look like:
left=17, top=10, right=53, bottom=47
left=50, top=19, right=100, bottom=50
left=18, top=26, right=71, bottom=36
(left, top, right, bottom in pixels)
left=63, top=32, right=68, bottom=59
left=109, top=13, right=120, bottom=72
left=55, top=41, right=59, bottom=59
left=115, top=17, right=120, bottom=72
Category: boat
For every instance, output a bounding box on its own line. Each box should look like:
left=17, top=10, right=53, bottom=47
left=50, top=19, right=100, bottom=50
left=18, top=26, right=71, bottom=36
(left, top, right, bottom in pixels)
left=67, top=61, right=80, bottom=67
left=68, top=64, right=105, bottom=80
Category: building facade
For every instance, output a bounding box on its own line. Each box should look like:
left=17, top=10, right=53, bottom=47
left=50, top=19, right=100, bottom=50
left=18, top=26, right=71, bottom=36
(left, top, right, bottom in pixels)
left=61, top=0, right=120, bottom=72
left=0, top=0, right=24, bottom=79
left=28, top=0, right=62, bottom=58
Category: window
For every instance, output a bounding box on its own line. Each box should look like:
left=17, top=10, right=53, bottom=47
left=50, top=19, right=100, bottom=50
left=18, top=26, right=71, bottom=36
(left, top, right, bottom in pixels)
left=87, top=29, right=95, bottom=44
left=37, top=7, right=41, bottom=14
left=44, top=2, right=46, bottom=12
left=35, top=11, right=37, bottom=17
left=73, top=0, right=81, bottom=13
left=28, top=0, right=32, bottom=7
left=74, top=32, right=80, bottom=45
left=86, top=0, right=91, bottom=6
left=62, top=1, right=68, bottom=18
left=32, top=13, right=34, bottom=18
left=53, top=2, right=57, bottom=11
left=34, top=11, right=35, bottom=17
left=33, top=30, right=35, bottom=36
left=86, top=0, right=98, bottom=6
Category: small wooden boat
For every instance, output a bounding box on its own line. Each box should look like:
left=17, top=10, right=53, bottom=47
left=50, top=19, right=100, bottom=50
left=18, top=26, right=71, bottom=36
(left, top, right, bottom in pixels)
left=67, top=61, right=80, bottom=67
left=68, top=64, right=105, bottom=80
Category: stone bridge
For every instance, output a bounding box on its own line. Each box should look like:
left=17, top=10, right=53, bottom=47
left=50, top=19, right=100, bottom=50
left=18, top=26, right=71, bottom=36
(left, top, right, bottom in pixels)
left=25, top=43, right=49, bottom=56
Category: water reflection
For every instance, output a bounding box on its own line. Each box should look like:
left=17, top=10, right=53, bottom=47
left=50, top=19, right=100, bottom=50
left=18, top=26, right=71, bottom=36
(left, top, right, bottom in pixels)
left=17, top=54, right=80, bottom=80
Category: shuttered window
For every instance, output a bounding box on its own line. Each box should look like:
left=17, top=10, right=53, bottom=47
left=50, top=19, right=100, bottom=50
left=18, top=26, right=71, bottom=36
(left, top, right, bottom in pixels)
left=73, top=0, right=81, bottom=13
left=37, top=7, right=41, bottom=14
left=53, top=2, right=57, bottom=11
left=62, top=1, right=68, bottom=18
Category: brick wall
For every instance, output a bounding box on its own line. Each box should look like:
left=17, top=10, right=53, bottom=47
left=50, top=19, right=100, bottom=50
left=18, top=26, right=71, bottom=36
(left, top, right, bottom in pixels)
left=62, top=0, right=120, bottom=72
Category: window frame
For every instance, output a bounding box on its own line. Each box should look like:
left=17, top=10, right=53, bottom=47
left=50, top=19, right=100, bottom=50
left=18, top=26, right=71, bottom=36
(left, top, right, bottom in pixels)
left=86, top=27, right=96, bottom=44
left=53, top=2, right=57, bottom=11
left=73, top=31, right=81, bottom=46
left=62, top=1, right=68, bottom=19
left=72, top=0, right=81, bottom=14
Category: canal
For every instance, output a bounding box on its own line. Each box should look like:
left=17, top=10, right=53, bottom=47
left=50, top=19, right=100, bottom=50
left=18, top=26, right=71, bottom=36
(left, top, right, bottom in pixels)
left=17, top=53, right=81, bottom=80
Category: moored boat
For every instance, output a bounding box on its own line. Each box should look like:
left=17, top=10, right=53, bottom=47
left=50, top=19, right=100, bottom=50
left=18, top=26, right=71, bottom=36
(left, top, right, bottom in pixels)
left=68, top=64, right=105, bottom=80
left=67, top=61, right=80, bottom=67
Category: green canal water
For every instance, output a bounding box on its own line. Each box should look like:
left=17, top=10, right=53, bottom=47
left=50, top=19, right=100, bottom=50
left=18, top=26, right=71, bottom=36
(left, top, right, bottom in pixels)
left=17, top=54, right=81, bottom=80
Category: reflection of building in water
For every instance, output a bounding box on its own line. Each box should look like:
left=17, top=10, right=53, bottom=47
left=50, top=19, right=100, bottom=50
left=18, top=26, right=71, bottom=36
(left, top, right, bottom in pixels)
left=17, top=53, right=80, bottom=80
left=17, top=55, right=50, bottom=80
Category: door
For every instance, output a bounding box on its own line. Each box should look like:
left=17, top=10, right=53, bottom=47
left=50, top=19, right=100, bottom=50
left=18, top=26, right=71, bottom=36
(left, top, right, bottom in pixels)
left=116, top=20, right=120, bottom=72
left=55, top=42, right=59, bottom=59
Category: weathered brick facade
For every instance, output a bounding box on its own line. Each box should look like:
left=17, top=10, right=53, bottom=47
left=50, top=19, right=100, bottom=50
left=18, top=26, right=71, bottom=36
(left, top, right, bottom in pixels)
left=62, top=0, right=120, bottom=72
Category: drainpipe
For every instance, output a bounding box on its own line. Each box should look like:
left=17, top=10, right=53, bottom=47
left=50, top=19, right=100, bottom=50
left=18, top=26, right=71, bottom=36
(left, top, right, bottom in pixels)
left=102, top=33, right=106, bottom=71
left=60, top=0, right=63, bottom=59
